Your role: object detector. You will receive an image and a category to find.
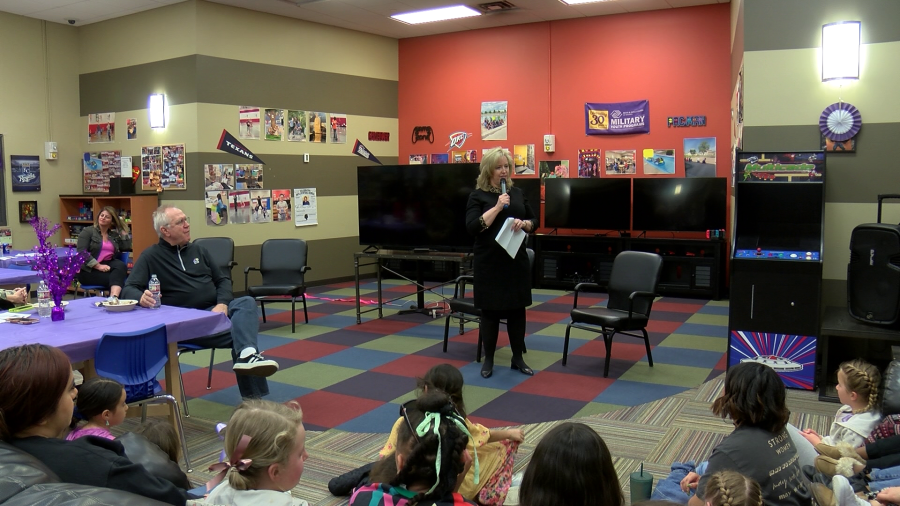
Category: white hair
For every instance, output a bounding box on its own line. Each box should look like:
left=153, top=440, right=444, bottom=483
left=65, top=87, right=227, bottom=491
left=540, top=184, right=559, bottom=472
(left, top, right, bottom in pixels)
left=152, top=204, right=178, bottom=237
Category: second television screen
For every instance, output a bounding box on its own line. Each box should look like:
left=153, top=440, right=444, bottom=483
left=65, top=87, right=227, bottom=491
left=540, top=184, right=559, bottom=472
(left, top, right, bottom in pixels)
left=544, top=178, right=631, bottom=230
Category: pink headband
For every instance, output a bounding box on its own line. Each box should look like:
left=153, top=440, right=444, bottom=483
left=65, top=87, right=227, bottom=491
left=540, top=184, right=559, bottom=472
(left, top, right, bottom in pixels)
left=206, top=434, right=252, bottom=491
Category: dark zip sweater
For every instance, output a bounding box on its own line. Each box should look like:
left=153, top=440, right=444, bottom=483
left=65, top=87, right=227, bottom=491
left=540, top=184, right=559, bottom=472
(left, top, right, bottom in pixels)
left=122, top=238, right=231, bottom=309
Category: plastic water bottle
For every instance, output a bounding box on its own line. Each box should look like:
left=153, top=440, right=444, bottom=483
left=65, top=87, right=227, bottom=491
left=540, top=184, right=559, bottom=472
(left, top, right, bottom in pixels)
left=148, top=274, right=161, bottom=309
left=37, top=280, right=51, bottom=318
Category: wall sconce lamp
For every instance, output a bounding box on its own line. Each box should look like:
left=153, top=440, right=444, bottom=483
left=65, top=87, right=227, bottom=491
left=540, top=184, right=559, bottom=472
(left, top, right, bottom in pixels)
left=149, top=93, right=167, bottom=129
left=822, top=21, right=860, bottom=82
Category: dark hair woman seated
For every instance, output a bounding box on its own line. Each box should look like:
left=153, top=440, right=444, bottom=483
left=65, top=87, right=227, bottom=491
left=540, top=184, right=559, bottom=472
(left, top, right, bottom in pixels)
left=0, top=344, right=189, bottom=506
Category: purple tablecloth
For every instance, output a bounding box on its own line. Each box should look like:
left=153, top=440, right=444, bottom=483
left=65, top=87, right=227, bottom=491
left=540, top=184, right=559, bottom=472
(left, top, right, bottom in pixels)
left=0, top=267, right=41, bottom=285
left=0, top=248, right=73, bottom=268
left=0, top=297, right=232, bottom=362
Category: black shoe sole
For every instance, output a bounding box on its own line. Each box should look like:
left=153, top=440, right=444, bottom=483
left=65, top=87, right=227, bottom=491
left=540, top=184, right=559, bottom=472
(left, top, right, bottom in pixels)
left=233, top=364, right=278, bottom=377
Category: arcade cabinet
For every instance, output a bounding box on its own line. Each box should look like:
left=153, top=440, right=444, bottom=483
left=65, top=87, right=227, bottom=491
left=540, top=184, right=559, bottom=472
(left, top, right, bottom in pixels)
left=728, top=151, right=826, bottom=390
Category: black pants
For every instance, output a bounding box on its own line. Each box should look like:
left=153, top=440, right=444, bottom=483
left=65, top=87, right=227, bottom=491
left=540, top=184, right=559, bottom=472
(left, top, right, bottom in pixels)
left=77, top=259, right=127, bottom=289
left=480, top=307, right=527, bottom=361
left=867, top=435, right=900, bottom=471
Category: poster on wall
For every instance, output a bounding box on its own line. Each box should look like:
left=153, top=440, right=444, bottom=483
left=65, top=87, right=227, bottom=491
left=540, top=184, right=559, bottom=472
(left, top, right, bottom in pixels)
left=642, top=148, right=676, bottom=175
left=287, top=110, right=306, bottom=142
left=227, top=190, right=251, bottom=224
left=481, top=101, right=507, bottom=141
left=250, top=190, right=272, bottom=223
left=88, top=112, right=116, bottom=144
left=205, top=164, right=235, bottom=191
left=684, top=137, right=717, bottom=177
left=329, top=114, right=347, bottom=144
left=264, top=108, right=284, bottom=141
left=206, top=191, right=228, bottom=226
left=605, top=150, right=636, bottom=175
left=10, top=155, right=41, bottom=192
left=141, top=146, right=162, bottom=191
left=513, top=144, right=535, bottom=175
left=239, top=106, right=261, bottom=140
left=82, top=150, right=122, bottom=193
left=431, top=153, right=449, bottom=164
left=451, top=150, right=476, bottom=163
left=539, top=160, right=569, bottom=184
left=126, top=118, right=137, bottom=140
left=272, top=189, right=292, bottom=222
left=235, top=164, right=263, bottom=189
left=160, top=144, right=186, bottom=190
left=294, top=188, right=318, bottom=227
left=409, top=154, right=427, bottom=165
left=577, top=149, right=601, bottom=178
left=585, top=101, right=649, bottom=135
left=308, top=112, right=327, bottom=143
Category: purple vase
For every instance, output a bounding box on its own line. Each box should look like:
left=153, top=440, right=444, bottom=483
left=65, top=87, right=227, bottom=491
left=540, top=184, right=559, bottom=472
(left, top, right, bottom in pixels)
left=51, top=304, right=65, bottom=321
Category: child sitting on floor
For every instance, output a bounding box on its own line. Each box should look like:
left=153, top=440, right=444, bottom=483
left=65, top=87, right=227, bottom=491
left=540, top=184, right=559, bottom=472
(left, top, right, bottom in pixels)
left=350, top=390, right=477, bottom=506
left=703, top=471, right=763, bottom=506
left=204, top=400, right=309, bottom=506
left=67, top=376, right=127, bottom=441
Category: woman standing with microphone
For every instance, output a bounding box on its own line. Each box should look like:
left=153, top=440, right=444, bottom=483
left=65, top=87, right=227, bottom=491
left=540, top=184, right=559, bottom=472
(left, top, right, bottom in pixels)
left=465, top=147, right=536, bottom=378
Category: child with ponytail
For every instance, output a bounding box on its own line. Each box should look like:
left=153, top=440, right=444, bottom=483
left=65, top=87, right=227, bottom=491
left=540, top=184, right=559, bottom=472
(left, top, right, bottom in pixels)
left=204, top=400, right=309, bottom=506
left=703, top=471, right=763, bottom=506
left=350, top=390, right=477, bottom=506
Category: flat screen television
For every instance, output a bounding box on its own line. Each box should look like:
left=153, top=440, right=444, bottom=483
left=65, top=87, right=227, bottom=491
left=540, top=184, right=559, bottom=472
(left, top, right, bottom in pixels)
left=544, top=178, right=631, bottom=230
left=632, top=177, right=727, bottom=232
left=357, top=164, right=479, bottom=250
left=512, top=178, right=541, bottom=228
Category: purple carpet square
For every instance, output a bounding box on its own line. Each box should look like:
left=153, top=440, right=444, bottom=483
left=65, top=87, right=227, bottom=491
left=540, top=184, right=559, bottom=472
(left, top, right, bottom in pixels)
left=396, top=323, right=454, bottom=340
left=542, top=354, right=630, bottom=379
left=524, top=320, right=553, bottom=335
left=196, top=381, right=315, bottom=406
left=308, top=314, right=364, bottom=328
left=518, top=333, right=567, bottom=354
left=648, top=331, right=672, bottom=346
left=457, top=362, right=533, bottom=390
left=594, top=380, right=689, bottom=405
left=304, top=303, right=358, bottom=315
left=650, top=310, right=693, bottom=323
left=308, top=329, right=385, bottom=347
left=471, top=391, right=585, bottom=424
left=315, top=347, right=405, bottom=370
left=415, top=341, right=480, bottom=362
left=530, top=302, right=580, bottom=314
left=324, top=371, right=414, bottom=402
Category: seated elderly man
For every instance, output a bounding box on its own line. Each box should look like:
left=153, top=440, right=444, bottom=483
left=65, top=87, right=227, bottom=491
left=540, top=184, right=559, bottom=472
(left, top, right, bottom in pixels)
left=0, top=286, right=27, bottom=310
left=122, top=204, right=277, bottom=399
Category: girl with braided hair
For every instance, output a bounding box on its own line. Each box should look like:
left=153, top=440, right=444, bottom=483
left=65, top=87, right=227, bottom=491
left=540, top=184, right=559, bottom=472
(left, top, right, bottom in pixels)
left=795, top=359, right=881, bottom=471
left=350, top=390, right=477, bottom=506
left=703, top=471, right=762, bottom=506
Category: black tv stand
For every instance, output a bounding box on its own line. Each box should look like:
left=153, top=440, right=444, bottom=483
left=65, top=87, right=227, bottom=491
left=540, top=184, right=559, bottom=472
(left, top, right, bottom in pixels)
left=534, top=235, right=725, bottom=299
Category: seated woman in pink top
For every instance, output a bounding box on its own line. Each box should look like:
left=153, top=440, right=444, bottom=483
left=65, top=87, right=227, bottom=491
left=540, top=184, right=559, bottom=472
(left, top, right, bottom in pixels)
left=76, top=206, right=131, bottom=299
left=66, top=377, right=127, bottom=441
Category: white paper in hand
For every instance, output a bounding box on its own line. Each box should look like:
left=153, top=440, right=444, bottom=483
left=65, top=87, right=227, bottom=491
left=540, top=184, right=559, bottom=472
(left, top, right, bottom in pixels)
left=494, top=217, right=526, bottom=259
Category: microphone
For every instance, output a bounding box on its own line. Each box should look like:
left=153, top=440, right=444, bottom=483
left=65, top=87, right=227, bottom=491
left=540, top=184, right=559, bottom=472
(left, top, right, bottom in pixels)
left=500, top=179, right=508, bottom=209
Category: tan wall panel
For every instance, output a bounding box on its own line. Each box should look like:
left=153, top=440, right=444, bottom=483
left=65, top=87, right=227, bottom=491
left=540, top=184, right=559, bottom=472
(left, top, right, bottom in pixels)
left=80, top=103, right=199, bottom=156
left=0, top=14, right=82, bottom=248
left=822, top=202, right=900, bottom=281
left=194, top=0, right=397, bottom=81
left=744, top=41, right=900, bottom=127
left=196, top=103, right=398, bottom=158
left=78, top=1, right=197, bottom=74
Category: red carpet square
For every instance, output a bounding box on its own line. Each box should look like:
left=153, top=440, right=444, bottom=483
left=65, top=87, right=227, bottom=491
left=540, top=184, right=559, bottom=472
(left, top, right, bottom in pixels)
left=468, top=415, right=518, bottom=428
left=653, top=301, right=705, bottom=313
left=646, top=320, right=683, bottom=334
left=266, top=340, right=348, bottom=361
left=512, top=371, right=613, bottom=401
left=352, top=318, right=423, bottom=335
left=526, top=310, right=571, bottom=323
left=372, top=354, right=470, bottom=378
left=181, top=368, right=237, bottom=397
left=297, top=391, right=385, bottom=428
left=573, top=341, right=650, bottom=362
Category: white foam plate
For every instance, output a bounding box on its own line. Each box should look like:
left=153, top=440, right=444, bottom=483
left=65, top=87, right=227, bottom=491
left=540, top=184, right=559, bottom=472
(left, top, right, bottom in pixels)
left=99, top=299, right=139, bottom=312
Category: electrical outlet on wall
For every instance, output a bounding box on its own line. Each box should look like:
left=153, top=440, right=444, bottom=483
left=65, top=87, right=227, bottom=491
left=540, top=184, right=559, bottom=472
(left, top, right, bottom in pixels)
left=303, top=153, right=310, bottom=163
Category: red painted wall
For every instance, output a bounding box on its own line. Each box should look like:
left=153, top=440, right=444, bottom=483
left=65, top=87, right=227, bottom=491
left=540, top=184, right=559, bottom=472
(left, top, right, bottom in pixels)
left=399, top=4, right=732, bottom=237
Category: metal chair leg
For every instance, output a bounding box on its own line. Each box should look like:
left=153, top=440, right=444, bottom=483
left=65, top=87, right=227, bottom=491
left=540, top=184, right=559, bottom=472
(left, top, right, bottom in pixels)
left=643, top=329, right=654, bottom=367
left=260, top=301, right=267, bottom=323
left=442, top=313, right=452, bottom=352
left=176, top=354, right=190, bottom=418
left=603, top=330, right=614, bottom=378
left=291, top=299, right=296, bottom=333
left=207, top=349, right=215, bottom=389
left=562, top=324, right=573, bottom=365
left=302, top=295, right=308, bottom=323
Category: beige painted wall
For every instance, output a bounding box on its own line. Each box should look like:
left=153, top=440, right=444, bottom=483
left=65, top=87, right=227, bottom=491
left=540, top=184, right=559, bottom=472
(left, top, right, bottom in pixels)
left=0, top=13, right=83, bottom=249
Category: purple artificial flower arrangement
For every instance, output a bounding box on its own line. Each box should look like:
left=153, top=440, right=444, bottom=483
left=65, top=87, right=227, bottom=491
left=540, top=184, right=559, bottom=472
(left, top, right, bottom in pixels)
left=29, top=217, right=88, bottom=321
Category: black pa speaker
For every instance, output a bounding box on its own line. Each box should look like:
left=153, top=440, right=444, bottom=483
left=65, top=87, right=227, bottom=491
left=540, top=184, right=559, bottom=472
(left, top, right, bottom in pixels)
left=108, top=177, right=135, bottom=196
left=848, top=223, right=900, bottom=324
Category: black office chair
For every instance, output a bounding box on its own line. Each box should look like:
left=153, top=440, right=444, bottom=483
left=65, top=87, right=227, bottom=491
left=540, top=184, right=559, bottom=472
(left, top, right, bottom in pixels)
left=562, top=250, right=663, bottom=377
left=245, top=239, right=311, bottom=333
left=176, top=237, right=237, bottom=417
left=442, top=249, right=534, bottom=362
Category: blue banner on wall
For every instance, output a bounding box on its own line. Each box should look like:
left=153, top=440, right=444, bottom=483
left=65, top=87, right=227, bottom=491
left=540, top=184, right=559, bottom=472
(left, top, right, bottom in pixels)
left=584, top=100, right=650, bottom=135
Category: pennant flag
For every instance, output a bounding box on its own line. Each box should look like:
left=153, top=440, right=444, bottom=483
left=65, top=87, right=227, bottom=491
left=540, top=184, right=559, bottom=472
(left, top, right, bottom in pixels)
left=352, top=139, right=382, bottom=165
left=216, top=130, right=266, bottom=164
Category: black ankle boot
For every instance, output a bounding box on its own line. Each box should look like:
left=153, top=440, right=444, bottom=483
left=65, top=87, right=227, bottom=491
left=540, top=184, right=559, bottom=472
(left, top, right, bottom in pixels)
left=481, top=357, right=494, bottom=378
left=511, top=357, right=534, bottom=376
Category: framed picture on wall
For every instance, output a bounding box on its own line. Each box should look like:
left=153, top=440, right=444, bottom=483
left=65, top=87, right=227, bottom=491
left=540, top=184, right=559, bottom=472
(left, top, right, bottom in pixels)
left=0, top=135, right=7, bottom=226
left=18, top=201, right=37, bottom=223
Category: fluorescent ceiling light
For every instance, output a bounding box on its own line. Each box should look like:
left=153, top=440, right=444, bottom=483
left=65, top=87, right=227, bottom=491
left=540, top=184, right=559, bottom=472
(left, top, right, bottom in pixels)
left=559, top=0, right=612, bottom=5
left=391, top=5, right=481, bottom=24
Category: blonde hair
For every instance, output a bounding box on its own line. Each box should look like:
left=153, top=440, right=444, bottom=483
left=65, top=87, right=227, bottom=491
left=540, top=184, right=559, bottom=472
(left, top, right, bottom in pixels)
left=97, top=206, right=130, bottom=235
left=223, top=400, right=305, bottom=490
left=840, top=359, right=881, bottom=413
left=704, top=470, right=762, bottom=506
left=476, top=147, right=515, bottom=192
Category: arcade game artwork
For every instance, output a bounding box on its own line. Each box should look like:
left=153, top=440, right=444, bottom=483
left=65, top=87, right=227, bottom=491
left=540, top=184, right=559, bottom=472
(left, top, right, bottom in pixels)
left=728, top=331, right=817, bottom=390
left=736, top=151, right=824, bottom=182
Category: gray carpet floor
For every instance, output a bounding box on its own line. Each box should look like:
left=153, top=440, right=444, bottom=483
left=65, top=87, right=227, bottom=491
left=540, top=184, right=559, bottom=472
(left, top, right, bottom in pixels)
left=116, top=373, right=838, bottom=505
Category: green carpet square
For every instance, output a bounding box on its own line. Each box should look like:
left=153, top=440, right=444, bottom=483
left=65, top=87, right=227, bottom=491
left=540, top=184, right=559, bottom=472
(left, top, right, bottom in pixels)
left=575, top=402, right=625, bottom=418
left=461, top=385, right=507, bottom=413
left=272, top=362, right=364, bottom=389
left=686, top=313, right=728, bottom=326
left=359, top=335, right=436, bottom=354
left=658, top=333, right=727, bottom=352
left=179, top=348, right=230, bottom=367
left=533, top=323, right=595, bottom=339
left=619, top=363, right=711, bottom=388
left=389, top=389, right=418, bottom=405
left=706, top=300, right=729, bottom=307
left=262, top=323, right=337, bottom=340
left=184, top=398, right=238, bottom=422
left=319, top=288, right=363, bottom=297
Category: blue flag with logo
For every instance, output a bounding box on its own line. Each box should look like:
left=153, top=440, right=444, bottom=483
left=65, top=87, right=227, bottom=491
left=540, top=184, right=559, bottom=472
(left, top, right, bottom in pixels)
left=585, top=100, right=650, bottom=135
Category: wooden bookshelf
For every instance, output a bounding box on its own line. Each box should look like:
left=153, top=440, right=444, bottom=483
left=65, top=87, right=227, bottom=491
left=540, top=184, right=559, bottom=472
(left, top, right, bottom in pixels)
left=59, top=195, right=158, bottom=260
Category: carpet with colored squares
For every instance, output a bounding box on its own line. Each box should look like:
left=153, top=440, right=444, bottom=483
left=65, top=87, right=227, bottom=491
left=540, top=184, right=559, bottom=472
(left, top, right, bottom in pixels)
left=174, top=279, right=729, bottom=432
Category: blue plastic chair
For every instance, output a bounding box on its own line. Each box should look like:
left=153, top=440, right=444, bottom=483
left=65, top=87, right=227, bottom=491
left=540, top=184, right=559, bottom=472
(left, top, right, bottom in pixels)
left=93, top=324, right=192, bottom=472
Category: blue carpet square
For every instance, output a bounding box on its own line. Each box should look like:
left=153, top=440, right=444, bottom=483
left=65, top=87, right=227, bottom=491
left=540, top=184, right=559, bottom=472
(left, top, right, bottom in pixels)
left=197, top=381, right=315, bottom=406
left=315, top=347, right=405, bottom=369
left=675, top=322, right=728, bottom=338
left=651, top=310, right=693, bottom=323
left=416, top=341, right=480, bottom=362
left=308, top=329, right=385, bottom=347
left=396, top=323, right=453, bottom=340
left=308, top=314, right=361, bottom=328
left=458, top=362, right=533, bottom=390
left=472, top=391, right=585, bottom=424
left=324, top=371, right=415, bottom=402
left=697, top=305, right=729, bottom=316
left=256, top=333, right=297, bottom=350
left=594, top=380, right=689, bottom=405
left=337, top=402, right=406, bottom=434
left=643, top=346, right=725, bottom=368
left=542, top=355, right=628, bottom=379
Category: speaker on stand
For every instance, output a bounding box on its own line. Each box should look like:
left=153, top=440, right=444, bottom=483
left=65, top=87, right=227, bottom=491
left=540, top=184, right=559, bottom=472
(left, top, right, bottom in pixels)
left=847, top=194, right=900, bottom=325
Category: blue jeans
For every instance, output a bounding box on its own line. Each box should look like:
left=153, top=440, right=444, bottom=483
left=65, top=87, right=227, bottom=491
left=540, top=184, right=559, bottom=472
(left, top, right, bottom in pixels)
left=183, top=296, right=268, bottom=399
left=868, top=466, right=900, bottom=492
left=652, top=461, right=703, bottom=503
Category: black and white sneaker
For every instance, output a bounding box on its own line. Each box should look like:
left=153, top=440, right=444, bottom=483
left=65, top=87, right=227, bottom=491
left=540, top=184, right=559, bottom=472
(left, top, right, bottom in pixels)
left=233, top=352, right=279, bottom=377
